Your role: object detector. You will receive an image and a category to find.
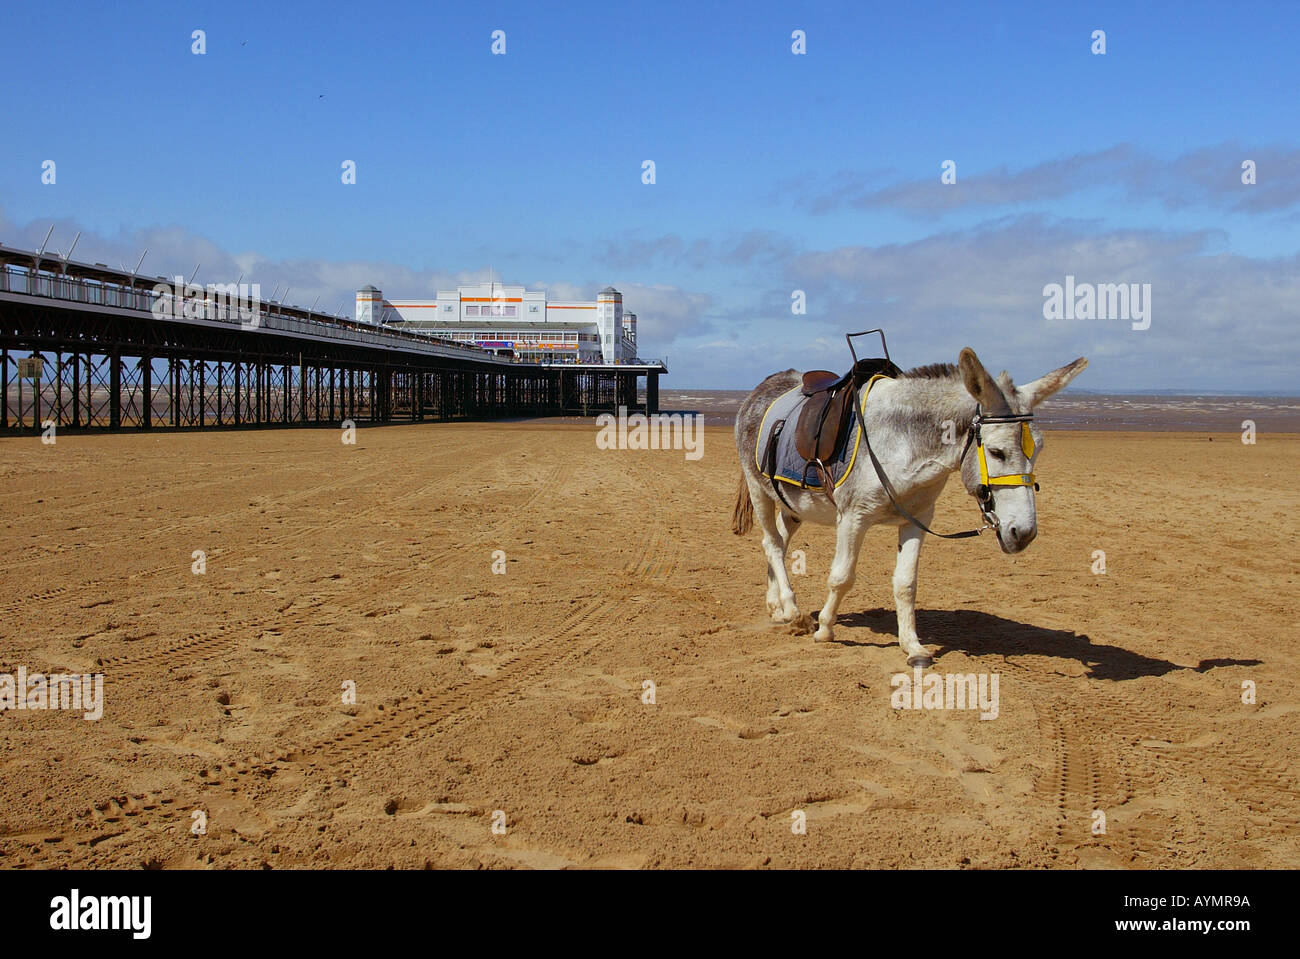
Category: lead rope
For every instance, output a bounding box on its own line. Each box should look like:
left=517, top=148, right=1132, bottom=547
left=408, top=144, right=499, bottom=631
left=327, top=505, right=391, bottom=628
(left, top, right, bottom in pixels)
left=861, top=427, right=987, bottom=539
left=860, top=382, right=989, bottom=539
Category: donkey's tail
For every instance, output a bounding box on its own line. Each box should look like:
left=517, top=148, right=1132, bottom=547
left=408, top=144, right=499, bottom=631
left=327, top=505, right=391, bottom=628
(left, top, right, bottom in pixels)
left=731, top=473, right=754, bottom=535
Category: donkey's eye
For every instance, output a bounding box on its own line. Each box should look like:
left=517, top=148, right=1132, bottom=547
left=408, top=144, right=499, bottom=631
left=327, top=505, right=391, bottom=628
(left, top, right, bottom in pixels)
left=989, top=449, right=1007, bottom=462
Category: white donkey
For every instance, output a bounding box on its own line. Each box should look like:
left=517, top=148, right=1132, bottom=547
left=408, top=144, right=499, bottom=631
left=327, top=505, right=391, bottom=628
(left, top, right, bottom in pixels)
left=732, top=347, right=1087, bottom=666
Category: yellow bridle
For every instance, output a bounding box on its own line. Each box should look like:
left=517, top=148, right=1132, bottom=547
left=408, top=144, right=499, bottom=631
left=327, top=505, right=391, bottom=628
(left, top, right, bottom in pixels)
left=975, top=417, right=1038, bottom=489
left=860, top=381, right=1042, bottom=540
left=964, top=410, right=1039, bottom=533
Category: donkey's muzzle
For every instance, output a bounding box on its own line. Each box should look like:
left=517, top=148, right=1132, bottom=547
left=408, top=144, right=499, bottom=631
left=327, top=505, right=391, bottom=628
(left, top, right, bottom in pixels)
left=1003, top=524, right=1037, bottom=552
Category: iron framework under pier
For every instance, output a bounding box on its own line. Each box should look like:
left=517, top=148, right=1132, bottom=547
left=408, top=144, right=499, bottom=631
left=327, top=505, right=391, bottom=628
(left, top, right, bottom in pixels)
left=0, top=247, right=665, bottom=432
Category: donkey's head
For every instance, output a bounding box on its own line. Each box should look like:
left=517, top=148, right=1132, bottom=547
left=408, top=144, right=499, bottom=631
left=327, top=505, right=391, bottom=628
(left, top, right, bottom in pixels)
left=957, top=348, right=1088, bottom=554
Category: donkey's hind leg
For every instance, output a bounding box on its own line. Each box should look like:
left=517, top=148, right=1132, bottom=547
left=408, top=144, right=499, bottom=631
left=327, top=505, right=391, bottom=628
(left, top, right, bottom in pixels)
left=765, top=511, right=801, bottom=616
left=778, top=511, right=801, bottom=550
left=753, top=489, right=803, bottom=626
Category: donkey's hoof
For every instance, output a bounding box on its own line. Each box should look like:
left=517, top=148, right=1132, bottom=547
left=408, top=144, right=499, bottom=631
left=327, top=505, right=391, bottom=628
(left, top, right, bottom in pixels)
left=906, top=654, right=934, bottom=669
left=787, top=613, right=815, bottom=635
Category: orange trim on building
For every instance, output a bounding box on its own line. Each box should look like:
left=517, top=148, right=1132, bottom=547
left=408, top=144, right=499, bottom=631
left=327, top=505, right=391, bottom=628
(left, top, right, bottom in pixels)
left=391, top=300, right=594, bottom=309
left=461, top=297, right=523, bottom=303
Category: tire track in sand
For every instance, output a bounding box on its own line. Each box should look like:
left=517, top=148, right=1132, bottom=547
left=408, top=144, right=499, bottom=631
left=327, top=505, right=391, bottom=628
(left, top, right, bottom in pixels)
left=0, top=430, right=504, bottom=579
left=74, top=457, right=681, bottom=847
left=71, top=457, right=593, bottom=837
left=1014, top=660, right=1276, bottom=866
left=17, top=444, right=524, bottom=679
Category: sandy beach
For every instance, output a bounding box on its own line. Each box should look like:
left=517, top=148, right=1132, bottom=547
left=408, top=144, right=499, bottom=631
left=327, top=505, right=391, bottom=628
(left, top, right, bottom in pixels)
left=1, top=420, right=1297, bottom=869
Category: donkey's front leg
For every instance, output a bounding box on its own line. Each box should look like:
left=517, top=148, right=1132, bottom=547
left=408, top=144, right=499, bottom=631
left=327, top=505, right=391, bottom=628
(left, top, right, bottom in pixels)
left=894, top=518, right=933, bottom=667
left=813, top=511, right=869, bottom=642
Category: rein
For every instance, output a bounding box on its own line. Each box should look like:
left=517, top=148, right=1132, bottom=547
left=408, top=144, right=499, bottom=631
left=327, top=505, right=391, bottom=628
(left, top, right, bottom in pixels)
left=860, top=379, right=1038, bottom=540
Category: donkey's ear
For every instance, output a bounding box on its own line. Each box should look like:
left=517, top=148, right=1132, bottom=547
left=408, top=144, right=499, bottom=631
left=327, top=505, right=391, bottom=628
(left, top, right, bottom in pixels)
left=958, top=348, right=1006, bottom=409
left=1018, top=357, right=1089, bottom=409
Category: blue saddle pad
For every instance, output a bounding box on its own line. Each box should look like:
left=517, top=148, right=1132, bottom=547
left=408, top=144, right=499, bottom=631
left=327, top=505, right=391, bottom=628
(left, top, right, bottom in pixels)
left=755, top=386, right=862, bottom=492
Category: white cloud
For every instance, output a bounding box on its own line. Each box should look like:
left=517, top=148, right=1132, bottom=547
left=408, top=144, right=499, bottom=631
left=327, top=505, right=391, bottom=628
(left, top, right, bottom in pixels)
left=800, top=144, right=1300, bottom=217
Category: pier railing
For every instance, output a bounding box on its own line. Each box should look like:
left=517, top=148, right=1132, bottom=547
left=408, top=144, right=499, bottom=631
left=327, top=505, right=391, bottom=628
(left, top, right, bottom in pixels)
left=0, top=263, right=513, bottom=364
left=1, top=262, right=665, bottom=370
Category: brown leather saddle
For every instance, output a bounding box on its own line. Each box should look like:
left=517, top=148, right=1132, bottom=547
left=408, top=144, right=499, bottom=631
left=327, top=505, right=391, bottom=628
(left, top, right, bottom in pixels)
left=791, top=357, right=900, bottom=497
left=760, top=329, right=901, bottom=512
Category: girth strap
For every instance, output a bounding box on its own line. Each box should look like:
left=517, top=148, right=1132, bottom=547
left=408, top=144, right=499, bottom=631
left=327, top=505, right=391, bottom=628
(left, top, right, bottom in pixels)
left=764, top=419, right=798, bottom=514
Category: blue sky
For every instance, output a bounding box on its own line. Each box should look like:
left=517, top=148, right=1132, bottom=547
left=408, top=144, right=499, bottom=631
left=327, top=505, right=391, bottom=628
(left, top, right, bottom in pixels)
left=2, top=0, right=1297, bottom=391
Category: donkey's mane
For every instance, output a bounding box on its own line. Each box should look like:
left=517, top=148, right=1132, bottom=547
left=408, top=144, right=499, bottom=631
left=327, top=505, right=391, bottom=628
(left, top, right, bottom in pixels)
left=900, top=362, right=959, bottom=380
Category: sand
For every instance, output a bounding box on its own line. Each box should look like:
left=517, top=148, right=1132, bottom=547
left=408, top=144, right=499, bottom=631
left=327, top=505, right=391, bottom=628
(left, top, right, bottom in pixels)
left=1, top=421, right=1297, bottom=869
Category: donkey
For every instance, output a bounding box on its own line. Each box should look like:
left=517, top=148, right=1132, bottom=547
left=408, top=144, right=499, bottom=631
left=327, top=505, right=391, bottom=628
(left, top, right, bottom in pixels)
left=732, top=347, right=1087, bottom=666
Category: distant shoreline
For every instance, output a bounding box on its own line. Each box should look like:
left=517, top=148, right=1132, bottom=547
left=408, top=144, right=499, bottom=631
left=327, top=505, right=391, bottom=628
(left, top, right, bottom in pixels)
left=658, top=390, right=1300, bottom=432
left=663, top=389, right=1300, bottom=399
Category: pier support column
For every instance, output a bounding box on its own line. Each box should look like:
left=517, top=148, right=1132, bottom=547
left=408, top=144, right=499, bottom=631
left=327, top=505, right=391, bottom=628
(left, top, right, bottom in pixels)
left=142, top=353, right=152, bottom=428
left=71, top=353, right=79, bottom=428
left=109, top=353, right=121, bottom=429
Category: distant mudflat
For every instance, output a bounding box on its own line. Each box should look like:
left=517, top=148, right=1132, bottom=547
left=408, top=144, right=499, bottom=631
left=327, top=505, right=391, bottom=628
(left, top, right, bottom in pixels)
left=662, top=389, right=1300, bottom=432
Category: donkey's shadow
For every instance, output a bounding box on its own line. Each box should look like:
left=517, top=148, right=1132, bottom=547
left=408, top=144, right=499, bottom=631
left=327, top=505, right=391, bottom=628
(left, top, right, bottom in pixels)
left=834, top=608, right=1259, bottom=682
